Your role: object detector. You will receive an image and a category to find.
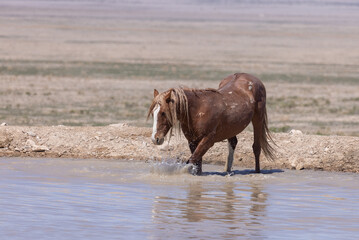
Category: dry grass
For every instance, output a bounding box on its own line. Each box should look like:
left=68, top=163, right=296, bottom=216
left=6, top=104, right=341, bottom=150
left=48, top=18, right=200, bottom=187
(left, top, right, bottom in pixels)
left=0, top=0, right=358, bottom=136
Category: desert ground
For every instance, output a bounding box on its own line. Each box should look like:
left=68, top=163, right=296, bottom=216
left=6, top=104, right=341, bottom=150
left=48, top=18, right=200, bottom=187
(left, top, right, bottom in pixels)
left=1, top=124, right=359, bottom=173
left=0, top=0, right=358, bottom=171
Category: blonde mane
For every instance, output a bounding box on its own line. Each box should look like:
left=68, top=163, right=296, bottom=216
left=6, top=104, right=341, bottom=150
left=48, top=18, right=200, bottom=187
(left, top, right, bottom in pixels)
left=147, top=87, right=190, bottom=139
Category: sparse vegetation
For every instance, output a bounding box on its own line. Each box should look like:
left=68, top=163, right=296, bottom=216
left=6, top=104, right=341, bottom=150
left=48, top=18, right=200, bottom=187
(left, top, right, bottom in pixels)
left=270, top=125, right=291, bottom=133
left=0, top=0, right=358, bottom=137
left=0, top=59, right=231, bottom=81
left=1, top=59, right=358, bottom=85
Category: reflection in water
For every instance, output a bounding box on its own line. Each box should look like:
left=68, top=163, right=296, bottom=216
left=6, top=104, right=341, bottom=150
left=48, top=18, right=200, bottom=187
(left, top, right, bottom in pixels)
left=184, top=182, right=206, bottom=222
left=151, top=180, right=268, bottom=239
left=249, top=183, right=268, bottom=218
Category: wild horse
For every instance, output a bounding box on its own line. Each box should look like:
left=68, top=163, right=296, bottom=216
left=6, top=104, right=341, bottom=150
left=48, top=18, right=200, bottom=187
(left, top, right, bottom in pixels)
left=148, top=73, right=275, bottom=175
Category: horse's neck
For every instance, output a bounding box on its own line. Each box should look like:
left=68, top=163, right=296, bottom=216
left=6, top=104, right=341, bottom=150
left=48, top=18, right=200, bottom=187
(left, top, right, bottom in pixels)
left=176, top=89, right=190, bottom=128
left=178, top=89, right=198, bottom=136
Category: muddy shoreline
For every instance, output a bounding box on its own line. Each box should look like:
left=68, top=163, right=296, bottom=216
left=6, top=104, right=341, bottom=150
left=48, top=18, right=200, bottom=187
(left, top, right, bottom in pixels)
left=1, top=125, right=358, bottom=173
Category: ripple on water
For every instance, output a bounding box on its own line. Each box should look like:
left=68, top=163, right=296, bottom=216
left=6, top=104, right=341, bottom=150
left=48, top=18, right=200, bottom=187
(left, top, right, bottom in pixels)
left=1, top=157, right=359, bottom=240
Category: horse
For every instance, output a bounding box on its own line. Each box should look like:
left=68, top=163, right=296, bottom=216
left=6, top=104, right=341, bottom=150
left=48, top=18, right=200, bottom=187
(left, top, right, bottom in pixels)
left=147, top=73, right=275, bottom=175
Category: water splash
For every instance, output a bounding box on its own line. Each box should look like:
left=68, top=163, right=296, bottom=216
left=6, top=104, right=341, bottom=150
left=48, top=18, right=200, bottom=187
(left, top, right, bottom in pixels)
left=149, top=159, right=197, bottom=175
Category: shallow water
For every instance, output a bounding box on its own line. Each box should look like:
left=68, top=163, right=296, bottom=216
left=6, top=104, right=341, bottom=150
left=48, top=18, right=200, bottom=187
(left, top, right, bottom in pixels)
left=0, top=158, right=359, bottom=240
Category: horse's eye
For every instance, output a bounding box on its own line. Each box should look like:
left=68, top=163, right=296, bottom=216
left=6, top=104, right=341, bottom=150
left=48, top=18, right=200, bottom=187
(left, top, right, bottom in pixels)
left=161, top=112, right=166, bottom=116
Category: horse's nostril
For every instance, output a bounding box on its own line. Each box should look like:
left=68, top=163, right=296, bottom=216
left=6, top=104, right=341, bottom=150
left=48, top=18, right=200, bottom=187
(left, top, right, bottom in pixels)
left=156, top=138, right=160, bottom=144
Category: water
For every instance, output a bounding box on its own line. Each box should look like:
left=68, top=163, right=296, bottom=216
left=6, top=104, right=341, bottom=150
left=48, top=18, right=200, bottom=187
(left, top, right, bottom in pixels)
left=0, top=158, right=359, bottom=240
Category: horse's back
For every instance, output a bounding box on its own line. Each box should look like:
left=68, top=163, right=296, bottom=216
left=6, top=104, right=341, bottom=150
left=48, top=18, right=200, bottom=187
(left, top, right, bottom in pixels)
left=219, top=72, right=262, bottom=89
left=219, top=73, right=266, bottom=102
left=185, top=73, right=267, bottom=141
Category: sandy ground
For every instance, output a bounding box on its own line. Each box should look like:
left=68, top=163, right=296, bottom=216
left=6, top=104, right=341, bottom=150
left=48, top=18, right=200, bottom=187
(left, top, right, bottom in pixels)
left=1, top=76, right=358, bottom=136
left=1, top=1, right=358, bottom=136
left=1, top=124, right=358, bottom=173
left=0, top=1, right=358, bottom=171
left=1, top=1, right=359, bottom=74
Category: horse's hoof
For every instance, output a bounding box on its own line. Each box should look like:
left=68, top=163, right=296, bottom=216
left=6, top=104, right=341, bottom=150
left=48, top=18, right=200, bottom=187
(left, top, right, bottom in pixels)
left=188, top=165, right=202, bottom=176
left=194, top=169, right=202, bottom=176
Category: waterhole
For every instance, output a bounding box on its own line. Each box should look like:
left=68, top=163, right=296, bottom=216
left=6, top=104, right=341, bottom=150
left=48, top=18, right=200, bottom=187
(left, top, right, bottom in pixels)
left=0, top=157, right=358, bottom=239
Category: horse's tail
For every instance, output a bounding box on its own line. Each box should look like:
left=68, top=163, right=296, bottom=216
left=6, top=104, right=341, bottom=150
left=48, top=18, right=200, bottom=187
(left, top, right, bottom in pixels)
left=260, top=105, right=277, bottom=160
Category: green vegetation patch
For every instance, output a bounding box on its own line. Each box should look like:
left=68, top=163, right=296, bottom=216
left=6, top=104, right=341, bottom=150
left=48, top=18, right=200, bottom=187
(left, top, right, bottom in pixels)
left=258, top=73, right=358, bottom=84
left=0, top=59, right=229, bottom=81
left=269, top=125, right=291, bottom=133
left=1, top=59, right=358, bottom=84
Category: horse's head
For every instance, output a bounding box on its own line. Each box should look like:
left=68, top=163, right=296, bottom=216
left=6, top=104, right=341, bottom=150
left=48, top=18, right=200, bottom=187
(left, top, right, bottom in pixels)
left=147, top=89, right=175, bottom=145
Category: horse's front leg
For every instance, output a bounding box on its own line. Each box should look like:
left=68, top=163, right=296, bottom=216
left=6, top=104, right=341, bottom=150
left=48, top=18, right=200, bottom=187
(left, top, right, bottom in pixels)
left=186, top=141, right=199, bottom=163
left=186, top=141, right=202, bottom=174
left=187, top=134, right=215, bottom=175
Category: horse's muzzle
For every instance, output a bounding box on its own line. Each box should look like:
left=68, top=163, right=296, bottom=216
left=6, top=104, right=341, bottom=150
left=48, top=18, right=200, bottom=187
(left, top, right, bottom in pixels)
left=152, top=137, right=164, bottom=145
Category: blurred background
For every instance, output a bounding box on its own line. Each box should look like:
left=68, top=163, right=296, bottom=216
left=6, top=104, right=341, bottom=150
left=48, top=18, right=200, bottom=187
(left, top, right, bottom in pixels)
left=0, top=0, right=358, bottom=136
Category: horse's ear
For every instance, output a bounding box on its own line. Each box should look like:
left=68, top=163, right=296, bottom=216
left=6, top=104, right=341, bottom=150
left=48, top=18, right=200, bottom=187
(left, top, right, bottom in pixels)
left=154, top=89, right=159, bottom=98
left=165, top=89, right=174, bottom=104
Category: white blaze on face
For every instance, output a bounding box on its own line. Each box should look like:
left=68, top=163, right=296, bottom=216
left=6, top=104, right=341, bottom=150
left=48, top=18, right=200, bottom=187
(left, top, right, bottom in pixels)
left=151, top=104, right=160, bottom=142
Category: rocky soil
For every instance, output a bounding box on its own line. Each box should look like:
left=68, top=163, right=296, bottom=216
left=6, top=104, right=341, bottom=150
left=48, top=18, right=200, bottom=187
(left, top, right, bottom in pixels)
left=1, top=124, right=358, bottom=173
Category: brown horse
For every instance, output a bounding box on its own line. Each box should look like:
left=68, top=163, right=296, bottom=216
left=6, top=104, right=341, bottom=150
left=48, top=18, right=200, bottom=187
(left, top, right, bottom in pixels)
left=148, top=73, right=275, bottom=175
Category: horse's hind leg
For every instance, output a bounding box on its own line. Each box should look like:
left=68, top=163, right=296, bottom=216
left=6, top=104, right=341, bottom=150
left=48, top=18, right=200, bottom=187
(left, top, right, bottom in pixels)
left=252, top=111, right=263, bottom=173
left=224, top=136, right=237, bottom=173
left=252, top=138, right=261, bottom=173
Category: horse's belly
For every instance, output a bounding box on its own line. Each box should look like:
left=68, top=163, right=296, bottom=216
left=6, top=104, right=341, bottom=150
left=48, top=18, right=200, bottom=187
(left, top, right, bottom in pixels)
left=215, top=107, right=253, bottom=141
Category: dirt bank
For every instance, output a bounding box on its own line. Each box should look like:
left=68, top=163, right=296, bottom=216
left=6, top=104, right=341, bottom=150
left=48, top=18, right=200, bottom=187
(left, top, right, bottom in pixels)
left=0, top=124, right=358, bottom=173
